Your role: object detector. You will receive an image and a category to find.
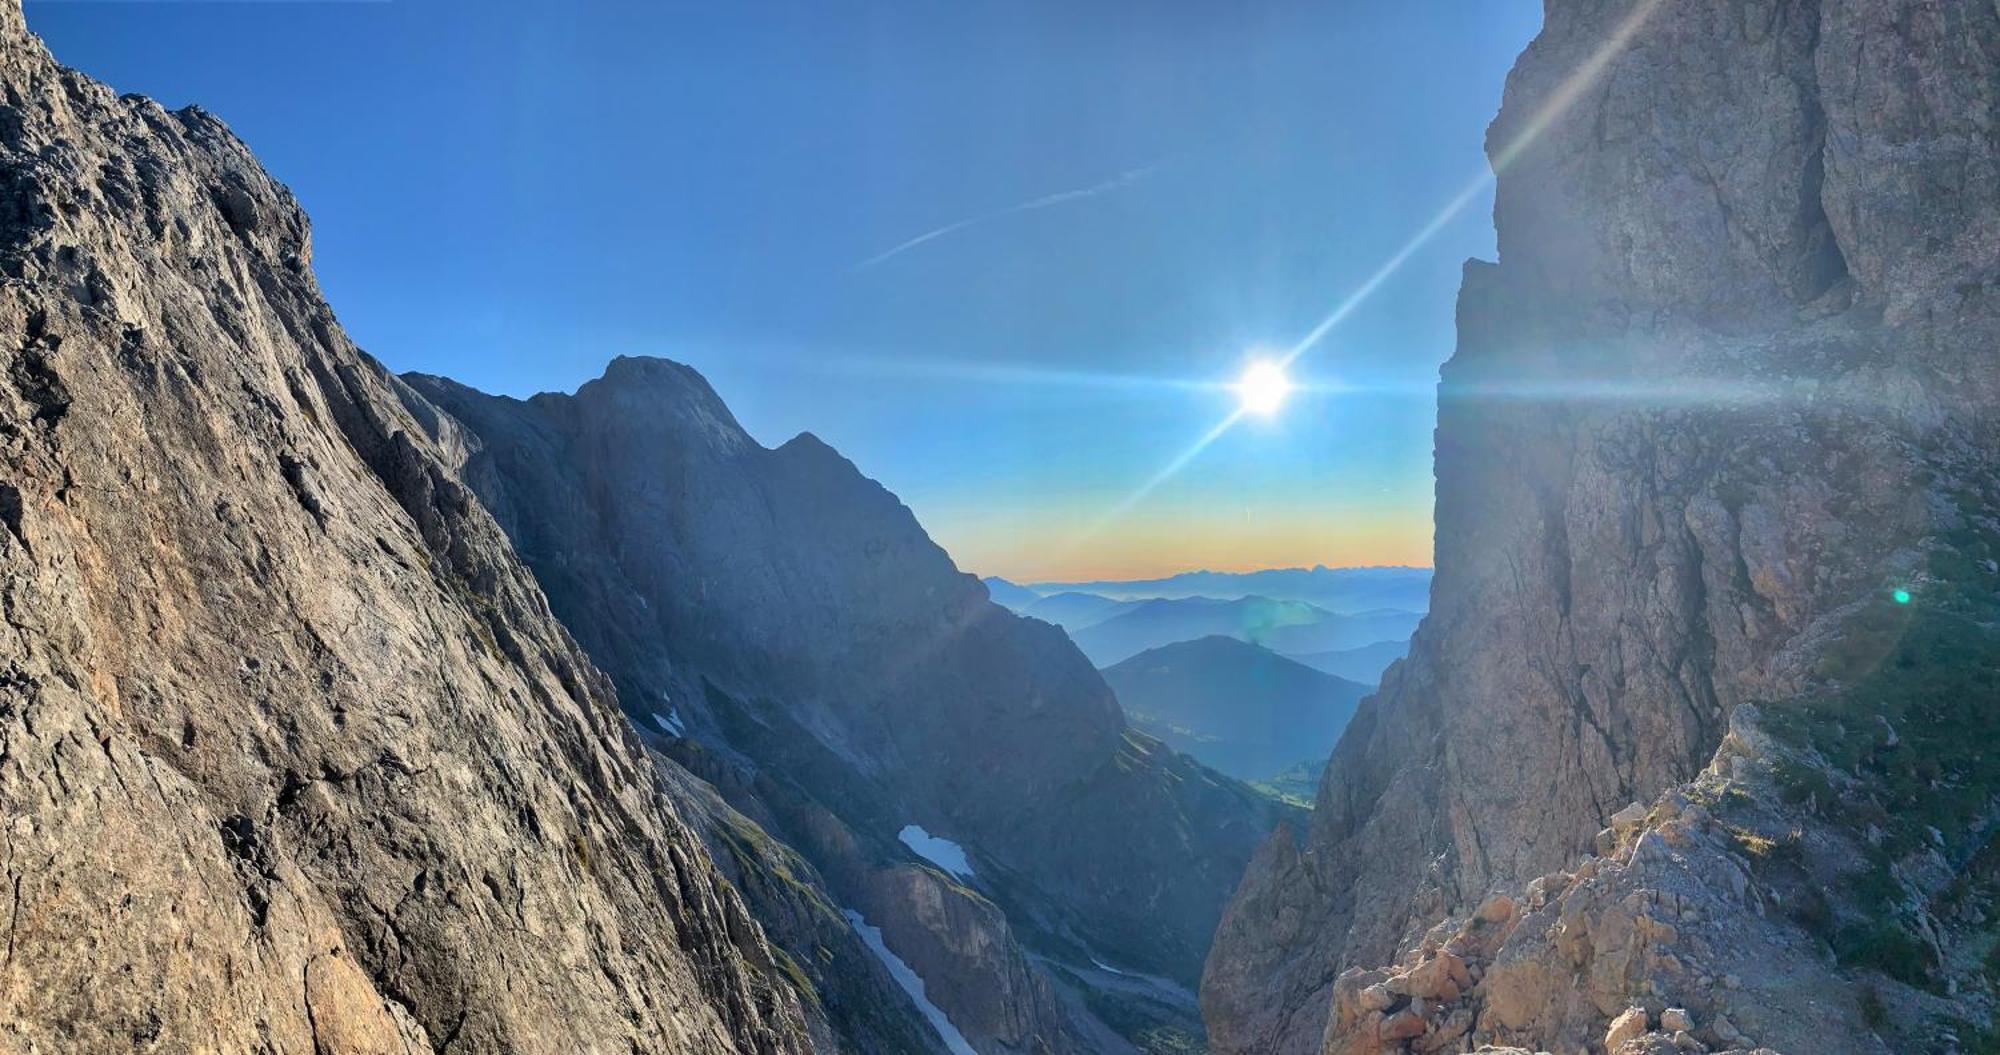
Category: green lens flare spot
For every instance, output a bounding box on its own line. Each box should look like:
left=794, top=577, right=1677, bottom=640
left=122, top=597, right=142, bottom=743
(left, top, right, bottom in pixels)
left=1891, top=588, right=1912, bottom=605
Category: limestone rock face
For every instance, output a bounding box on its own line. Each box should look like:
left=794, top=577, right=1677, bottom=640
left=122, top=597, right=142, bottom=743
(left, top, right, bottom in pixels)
left=1203, top=2, right=2000, bottom=1053
left=0, top=6, right=810, bottom=1052
left=1312, top=713, right=1926, bottom=1055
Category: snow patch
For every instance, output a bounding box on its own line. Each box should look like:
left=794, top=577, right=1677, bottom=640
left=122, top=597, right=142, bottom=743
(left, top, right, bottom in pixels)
left=650, top=708, right=686, bottom=737
left=898, top=825, right=975, bottom=880
left=842, top=908, right=978, bottom=1055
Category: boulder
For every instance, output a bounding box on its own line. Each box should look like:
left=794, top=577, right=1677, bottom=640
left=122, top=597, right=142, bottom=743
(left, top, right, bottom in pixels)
left=1607, top=1007, right=1651, bottom=1051
left=1380, top=1009, right=1428, bottom=1042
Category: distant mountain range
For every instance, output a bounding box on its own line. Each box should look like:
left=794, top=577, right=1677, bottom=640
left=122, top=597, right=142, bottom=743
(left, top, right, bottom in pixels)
left=983, top=572, right=1425, bottom=679
left=1000, top=565, right=1432, bottom=614
left=1102, top=637, right=1370, bottom=783
left=1286, top=639, right=1412, bottom=684
left=979, top=575, right=1043, bottom=610
left=1068, top=596, right=1421, bottom=668
left=1014, top=590, right=1138, bottom=632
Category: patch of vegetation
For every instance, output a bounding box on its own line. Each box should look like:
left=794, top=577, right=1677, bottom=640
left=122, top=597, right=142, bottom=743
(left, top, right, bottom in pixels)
left=712, top=810, right=850, bottom=929
left=1770, top=756, right=1834, bottom=809
left=769, top=945, right=820, bottom=1009
left=1939, top=1016, right=2000, bottom=1055
left=1847, top=860, right=1904, bottom=916
left=1251, top=759, right=1323, bottom=809
left=1134, top=1026, right=1208, bottom=1055
left=1833, top=919, right=1933, bottom=986
left=1252, top=786, right=1314, bottom=810
left=1757, top=526, right=2000, bottom=994
left=1730, top=825, right=1804, bottom=867
left=1042, top=959, right=1205, bottom=1052
left=1857, top=983, right=1888, bottom=1031
left=1788, top=884, right=1834, bottom=938
left=1763, top=542, right=2000, bottom=860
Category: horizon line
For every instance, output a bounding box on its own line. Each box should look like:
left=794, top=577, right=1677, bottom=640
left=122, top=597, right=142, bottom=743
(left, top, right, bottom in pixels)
left=979, top=561, right=1435, bottom=585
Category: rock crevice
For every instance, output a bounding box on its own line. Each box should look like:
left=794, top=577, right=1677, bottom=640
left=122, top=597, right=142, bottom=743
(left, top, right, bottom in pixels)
left=0, top=6, right=816, bottom=1051
left=1202, top=2, right=2000, bottom=1052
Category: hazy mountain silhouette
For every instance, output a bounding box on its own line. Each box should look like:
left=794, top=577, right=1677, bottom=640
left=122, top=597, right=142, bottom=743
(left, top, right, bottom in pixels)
left=1070, top=596, right=1422, bottom=667
left=1285, top=638, right=1412, bottom=685
left=979, top=575, right=1042, bottom=610
left=1018, top=591, right=1140, bottom=631
left=1030, top=565, right=1432, bottom=613
left=1103, top=637, right=1369, bottom=782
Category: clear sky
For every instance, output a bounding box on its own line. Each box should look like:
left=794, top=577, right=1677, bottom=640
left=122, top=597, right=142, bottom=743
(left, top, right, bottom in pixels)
left=28, top=0, right=1542, bottom=582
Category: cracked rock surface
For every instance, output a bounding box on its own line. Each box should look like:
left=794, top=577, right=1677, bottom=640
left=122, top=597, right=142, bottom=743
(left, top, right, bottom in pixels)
left=1203, top=2, right=2000, bottom=1053
left=0, top=5, right=811, bottom=1052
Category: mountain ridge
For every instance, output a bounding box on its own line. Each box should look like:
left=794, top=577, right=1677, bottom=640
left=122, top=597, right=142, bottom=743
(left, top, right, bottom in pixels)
left=1103, top=636, right=1370, bottom=783
left=1071, top=595, right=1422, bottom=668
left=1284, top=639, right=1411, bottom=686
left=0, top=7, right=814, bottom=1051
left=1026, top=566, right=1433, bottom=613
left=407, top=355, right=1293, bottom=1051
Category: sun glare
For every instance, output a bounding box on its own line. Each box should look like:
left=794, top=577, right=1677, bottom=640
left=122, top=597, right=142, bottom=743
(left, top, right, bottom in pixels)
left=1235, top=360, right=1292, bottom=417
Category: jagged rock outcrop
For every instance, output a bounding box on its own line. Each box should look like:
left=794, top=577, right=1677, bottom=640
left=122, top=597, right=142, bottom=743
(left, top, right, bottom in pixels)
left=0, top=6, right=814, bottom=1051
left=405, top=359, right=1289, bottom=1052
left=1205, top=2, right=2000, bottom=1053
left=1309, top=707, right=1939, bottom=1055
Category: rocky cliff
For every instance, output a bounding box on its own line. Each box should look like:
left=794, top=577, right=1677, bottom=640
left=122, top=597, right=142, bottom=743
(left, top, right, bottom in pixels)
left=0, top=6, right=817, bottom=1051
left=1204, top=1, right=2000, bottom=1053
left=406, top=359, right=1290, bottom=1053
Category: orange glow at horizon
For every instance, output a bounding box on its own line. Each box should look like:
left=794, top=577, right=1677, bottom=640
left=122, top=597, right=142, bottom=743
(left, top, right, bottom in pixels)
left=927, top=504, right=1435, bottom=584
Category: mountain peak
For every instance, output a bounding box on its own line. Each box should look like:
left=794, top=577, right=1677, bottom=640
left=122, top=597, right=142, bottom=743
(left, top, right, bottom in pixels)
left=563, top=356, right=753, bottom=452
left=0, top=14, right=813, bottom=1050
left=1104, top=634, right=1369, bottom=784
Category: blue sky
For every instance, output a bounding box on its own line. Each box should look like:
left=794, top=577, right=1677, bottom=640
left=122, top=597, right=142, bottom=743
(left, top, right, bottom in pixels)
left=28, top=0, right=1542, bottom=580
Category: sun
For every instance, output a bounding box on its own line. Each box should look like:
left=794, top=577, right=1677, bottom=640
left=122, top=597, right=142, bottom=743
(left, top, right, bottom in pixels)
left=1234, top=359, right=1293, bottom=417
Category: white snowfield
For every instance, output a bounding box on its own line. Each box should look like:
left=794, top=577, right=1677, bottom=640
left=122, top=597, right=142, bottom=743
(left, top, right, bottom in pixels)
left=841, top=908, right=978, bottom=1055
left=898, top=824, right=975, bottom=880
left=650, top=708, right=686, bottom=737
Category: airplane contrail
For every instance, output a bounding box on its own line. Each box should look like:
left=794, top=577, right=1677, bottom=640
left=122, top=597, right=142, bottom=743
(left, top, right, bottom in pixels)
left=855, top=165, right=1158, bottom=270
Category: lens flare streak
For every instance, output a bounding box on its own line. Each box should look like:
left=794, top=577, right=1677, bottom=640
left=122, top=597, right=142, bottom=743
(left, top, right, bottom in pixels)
left=1088, top=0, right=1667, bottom=537
left=1080, top=407, right=1246, bottom=540
left=1282, top=0, right=1664, bottom=369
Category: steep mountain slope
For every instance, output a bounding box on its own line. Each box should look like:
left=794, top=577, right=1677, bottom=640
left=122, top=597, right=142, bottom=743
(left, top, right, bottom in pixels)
left=651, top=757, right=965, bottom=1055
left=1286, top=639, right=1410, bottom=686
left=1204, top=2, right=2000, bottom=1053
left=1072, top=596, right=1420, bottom=668
left=1032, top=566, right=1432, bottom=614
left=1103, top=636, right=1370, bottom=782
left=0, top=7, right=812, bottom=1052
left=406, top=359, right=1289, bottom=1051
